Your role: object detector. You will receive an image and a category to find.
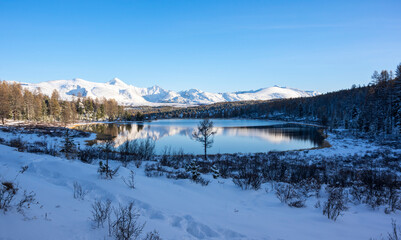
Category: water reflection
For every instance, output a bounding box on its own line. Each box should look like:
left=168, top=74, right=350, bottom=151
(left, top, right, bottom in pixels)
left=76, top=120, right=324, bottom=154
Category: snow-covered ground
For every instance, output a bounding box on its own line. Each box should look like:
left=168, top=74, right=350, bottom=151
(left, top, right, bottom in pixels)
left=0, top=129, right=400, bottom=240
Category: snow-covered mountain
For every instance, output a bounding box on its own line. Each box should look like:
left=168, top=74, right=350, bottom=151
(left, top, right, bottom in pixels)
left=17, top=78, right=319, bottom=106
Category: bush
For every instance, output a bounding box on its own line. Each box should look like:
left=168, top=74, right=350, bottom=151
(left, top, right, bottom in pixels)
left=73, top=182, right=90, bottom=200
left=9, top=137, right=26, bottom=152
left=109, top=202, right=145, bottom=240
left=385, top=191, right=401, bottom=214
left=295, top=178, right=322, bottom=198
left=166, top=170, right=191, bottom=180
left=44, top=143, right=59, bottom=157
left=0, top=181, right=18, bottom=213
left=274, top=183, right=306, bottom=208
left=191, top=176, right=210, bottom=186
left=232, top=167, right=262, bottom=190
left=144, top=163, right=165, bottom=178
left=91, top=199, right=112, bottom=228
left=143, top=230, right=162, bottom=240
left=122, top=170, right=136, bottom=189
left=118, top=138, right=155, bottom=167
left=371, top=219, right=401, bottom=240
left=98, top=161, right=119, bottom=179
left=78, top=147, right=98, bottom=164
left=16, top=190, right=37, bottom=215
left=138, top=138, right=155, bottom=161
left=323, top=187, right=348, bottom=221
left=387, top=219, right=400, bottom=240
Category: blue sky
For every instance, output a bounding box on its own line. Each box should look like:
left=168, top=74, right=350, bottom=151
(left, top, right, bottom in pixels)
left=1, top=0, right=400, bottom=93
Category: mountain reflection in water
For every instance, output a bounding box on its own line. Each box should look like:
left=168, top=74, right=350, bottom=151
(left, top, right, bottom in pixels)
left=76, top=120, right=325, bottom=154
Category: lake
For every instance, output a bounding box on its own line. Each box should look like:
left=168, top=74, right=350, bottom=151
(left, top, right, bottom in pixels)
left=75, top=119, right=325, bottom=154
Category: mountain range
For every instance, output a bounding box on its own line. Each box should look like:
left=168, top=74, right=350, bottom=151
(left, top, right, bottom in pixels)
left=18, top=78, right=319, bottom=106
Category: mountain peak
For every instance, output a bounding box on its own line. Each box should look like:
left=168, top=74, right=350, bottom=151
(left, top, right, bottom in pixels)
left=17, top=79, right=318, bottom=106
left=107, top=78, right=127, bottom=86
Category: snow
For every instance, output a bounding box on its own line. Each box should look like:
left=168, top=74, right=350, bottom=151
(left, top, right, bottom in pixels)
left=14, top=78, right=319, bottom=106
left=0, top=129, right=400, bottom=239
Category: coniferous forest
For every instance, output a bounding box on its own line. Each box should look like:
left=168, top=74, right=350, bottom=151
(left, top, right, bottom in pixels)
left=144, top=63, right=401, bottom=137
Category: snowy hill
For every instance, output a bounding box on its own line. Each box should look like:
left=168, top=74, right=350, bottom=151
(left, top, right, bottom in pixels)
left=0, top=129, right=398, bottom=239
left=17, top=78, right=319, bottom=106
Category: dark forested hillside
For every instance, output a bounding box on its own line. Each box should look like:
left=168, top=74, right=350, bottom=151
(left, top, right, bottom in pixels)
left=144, top=64, right=401, bottom=136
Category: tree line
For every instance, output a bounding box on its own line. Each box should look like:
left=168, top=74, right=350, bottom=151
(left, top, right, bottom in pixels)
left=0, top=82, right=144, bottom=125
left=144, top=63, right=401, bottom=136
left=1, top=63, right=400, bottom=135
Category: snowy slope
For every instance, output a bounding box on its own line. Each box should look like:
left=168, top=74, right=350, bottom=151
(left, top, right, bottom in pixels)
left=17, top=78, right=319, bottom=106
left=0, top=140, right=399, bottom=239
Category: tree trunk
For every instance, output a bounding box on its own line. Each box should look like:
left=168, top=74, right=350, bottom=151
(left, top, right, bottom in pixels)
left=204, top=143, right=207, bottom=161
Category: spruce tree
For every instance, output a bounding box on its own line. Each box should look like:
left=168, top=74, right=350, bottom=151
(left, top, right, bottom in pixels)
left=211, top=164, right=220, bottom=179
left=62, top=129, right=76, bottom=159
left=187, top=159, right=200, bottom=180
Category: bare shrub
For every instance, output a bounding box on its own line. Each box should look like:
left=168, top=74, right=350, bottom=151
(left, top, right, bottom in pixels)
left=119, top=140, right=135, bottom=167
left=191, top=176, right=210, bottom=186
left=232, top=167, right=262, bottom=190
left=387, top=219, right=401, bottom=240
left=0, top=181, right=18, bottom=212
left=216, top=159, right=230, bottom=178
left=109, top=202, right=145, bottom=240
left=166, top=170, right=190, bottom=180
left=144, top=163, right=165, bottom=178
left=295, top=178, right=321, bottom=198
left=98, top=161, right=120, bottom=179
left=323, top=187, right=348, bottom=221
left=385, top=191, right=401, bottom=214
left=122, top=170, right=136, bottom=189
left=274, top=183, right=306, bottom=208
left=143, top=230, right=162, bottom=240
left=16, top=190, right=37, bottom=215
left=372, top=219, right=401, bottom=240
left=78, top=147, right=98, bottom=164
left=73, top=181, right=90, bottom=200
left=91, top=199, right=112, bottom=228
left=137, top=138, right=156, bottom=166
left=9, top=137, right=26, bottom=152
left=44, top=143, right=59, bottom=156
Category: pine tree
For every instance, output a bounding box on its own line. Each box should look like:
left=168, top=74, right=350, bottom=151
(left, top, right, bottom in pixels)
left=192, top=119, right=216, bottom=160
left=62, top=129, right=76, bottom=159
left=211, top=164, right=220, bottom=179
left=187, top=159, right=200, bottom=180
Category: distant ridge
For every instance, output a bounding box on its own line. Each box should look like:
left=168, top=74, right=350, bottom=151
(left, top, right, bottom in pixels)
left=14, top=78, right=319, bottom=106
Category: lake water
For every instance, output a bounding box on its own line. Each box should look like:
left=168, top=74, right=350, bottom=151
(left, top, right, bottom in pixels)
left=76, top=119, right=325, bottom=154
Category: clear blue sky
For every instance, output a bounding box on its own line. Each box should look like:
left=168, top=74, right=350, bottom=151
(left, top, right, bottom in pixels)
left=1, top=0, right=400, bottom=93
